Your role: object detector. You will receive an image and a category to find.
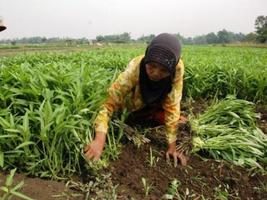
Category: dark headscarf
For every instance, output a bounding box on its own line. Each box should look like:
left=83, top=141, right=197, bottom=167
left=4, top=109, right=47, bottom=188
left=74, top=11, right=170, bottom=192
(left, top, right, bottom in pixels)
left=139, top=33, right=181, bottom=105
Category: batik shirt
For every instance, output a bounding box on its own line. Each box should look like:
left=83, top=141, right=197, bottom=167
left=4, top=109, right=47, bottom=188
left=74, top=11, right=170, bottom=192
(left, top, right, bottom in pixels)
left=94, top=55, right=184, bottom=143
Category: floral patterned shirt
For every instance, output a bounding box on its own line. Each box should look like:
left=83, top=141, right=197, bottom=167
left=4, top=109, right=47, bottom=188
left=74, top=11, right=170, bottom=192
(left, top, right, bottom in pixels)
left=94, top=55, right=184, bottom=143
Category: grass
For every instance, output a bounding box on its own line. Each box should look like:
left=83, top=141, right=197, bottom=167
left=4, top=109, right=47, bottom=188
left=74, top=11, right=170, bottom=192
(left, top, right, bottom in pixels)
left=141, top=177, right=153, bottom=196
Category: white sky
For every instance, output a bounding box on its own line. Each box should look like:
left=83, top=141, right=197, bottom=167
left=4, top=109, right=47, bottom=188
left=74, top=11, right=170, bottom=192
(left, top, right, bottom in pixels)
left=0, top=0, right=266, bottom=39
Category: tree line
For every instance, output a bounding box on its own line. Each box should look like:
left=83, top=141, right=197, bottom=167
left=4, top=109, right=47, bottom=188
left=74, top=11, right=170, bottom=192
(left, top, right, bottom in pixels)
left=1, top=16, right=266, bottom=45
left=0, top=37, right=89, bottom=45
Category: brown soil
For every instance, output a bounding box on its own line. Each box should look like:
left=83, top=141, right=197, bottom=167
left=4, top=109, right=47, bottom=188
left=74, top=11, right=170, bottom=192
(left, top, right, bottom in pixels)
left=0, top=172, right=84, bottom=200
left=108, top=143, right=266, bottom=200
left=0, top=101, right=266, bottom=200
left=1, top=143, right=266, bottom=200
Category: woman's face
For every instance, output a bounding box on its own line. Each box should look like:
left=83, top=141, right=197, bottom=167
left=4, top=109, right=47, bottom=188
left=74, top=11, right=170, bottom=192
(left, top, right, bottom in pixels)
left=145, top=62, right=170, bottom=81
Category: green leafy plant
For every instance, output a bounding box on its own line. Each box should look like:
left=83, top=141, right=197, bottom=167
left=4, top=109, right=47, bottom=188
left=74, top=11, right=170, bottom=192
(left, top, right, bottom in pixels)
left=0, top=169, right=33, bottom=200
left=147, top=147, right=159, bottom=167
left=141, top=177, right=153, bottom=196
left=163, top=178, right=182, bottom=199
left=214, top=185, right=230, bottom=200
left=191, top=96, right=267, bottom=171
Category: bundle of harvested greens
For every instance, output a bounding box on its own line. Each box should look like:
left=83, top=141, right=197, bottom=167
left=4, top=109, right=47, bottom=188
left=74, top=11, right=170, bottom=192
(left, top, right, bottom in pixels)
left=190, top=96, right=267, bottom=172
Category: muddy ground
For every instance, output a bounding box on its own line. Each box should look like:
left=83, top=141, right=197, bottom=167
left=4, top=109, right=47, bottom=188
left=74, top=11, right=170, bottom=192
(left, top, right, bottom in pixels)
left=0, top=100, right=266, bottom=200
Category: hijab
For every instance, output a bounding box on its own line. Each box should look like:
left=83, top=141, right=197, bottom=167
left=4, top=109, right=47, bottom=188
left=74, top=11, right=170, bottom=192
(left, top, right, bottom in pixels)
left=139, top=33, right=181, bottom=105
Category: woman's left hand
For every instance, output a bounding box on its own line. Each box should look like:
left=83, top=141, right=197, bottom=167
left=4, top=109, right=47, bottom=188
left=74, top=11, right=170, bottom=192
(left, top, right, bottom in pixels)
left=166, top=141, right=188, bottom=167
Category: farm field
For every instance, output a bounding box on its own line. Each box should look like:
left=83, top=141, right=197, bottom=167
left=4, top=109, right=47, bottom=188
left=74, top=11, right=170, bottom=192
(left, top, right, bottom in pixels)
left=0, top=45, right=266, bottom=200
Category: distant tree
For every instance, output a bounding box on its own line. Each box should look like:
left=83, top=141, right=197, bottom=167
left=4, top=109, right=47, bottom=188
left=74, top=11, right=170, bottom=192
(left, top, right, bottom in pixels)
left=137, top=34, right=155, bottom=43
left=217, top=29, right=234, bottom=43
left=119, top=32, right=131, bottom=43
left=255, top=15, right=267, bottom=43
left=206, top=32, right=218, bottom=44
left=243, top=32, right=257, bottom=42
left=11, top=40, right=16, bottom=45
left=96, top=32, right=131, bottom=43
left=233, top=32, right=245, bottom=41
left=96, top=35, right=105, bottom=42
left=193, top=35, right=207, bottom=44
left=41, top=37, right=47, bottom=43
left=28, top=37, right=43, bottom=43
left=183, top=37, right=193, bottom=45
left=173, top=34, right=188, bottom=44
left=65, top=39, right=73, bottom=46
left=76, top=37, right=88, bottom=44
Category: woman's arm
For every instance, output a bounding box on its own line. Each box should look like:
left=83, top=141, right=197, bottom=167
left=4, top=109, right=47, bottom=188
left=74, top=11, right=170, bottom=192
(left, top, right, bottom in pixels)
left=84, top=56, right=143, bottom=161
left=163, top=59, right=187, bottom=166
left=163, top=59, right=184, bottom=143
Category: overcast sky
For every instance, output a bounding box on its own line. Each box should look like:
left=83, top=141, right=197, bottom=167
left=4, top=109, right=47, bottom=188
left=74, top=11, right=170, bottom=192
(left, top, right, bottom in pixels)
left=0, top=0, right=266, bottom=39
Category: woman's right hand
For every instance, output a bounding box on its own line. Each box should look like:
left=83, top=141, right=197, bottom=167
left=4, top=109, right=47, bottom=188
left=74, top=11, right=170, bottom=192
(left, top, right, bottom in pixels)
left=84, top=132, right=106, bottom=161
left=166, top=141, right=188, bottom=167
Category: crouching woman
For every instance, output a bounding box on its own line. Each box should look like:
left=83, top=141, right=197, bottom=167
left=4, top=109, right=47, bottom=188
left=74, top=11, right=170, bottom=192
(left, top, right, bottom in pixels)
left=84, top=33, right=187, bottom=166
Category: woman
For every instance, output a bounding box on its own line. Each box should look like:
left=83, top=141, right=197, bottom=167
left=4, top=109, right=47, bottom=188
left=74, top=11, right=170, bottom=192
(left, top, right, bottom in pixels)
left=84, top=33, right=187, bottom=167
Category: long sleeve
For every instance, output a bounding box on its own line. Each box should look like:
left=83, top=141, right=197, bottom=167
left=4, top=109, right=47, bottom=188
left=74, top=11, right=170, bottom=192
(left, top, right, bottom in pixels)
left=94, top=56, right=143, bottom=134
left=162, top=59, right=184, bottom=143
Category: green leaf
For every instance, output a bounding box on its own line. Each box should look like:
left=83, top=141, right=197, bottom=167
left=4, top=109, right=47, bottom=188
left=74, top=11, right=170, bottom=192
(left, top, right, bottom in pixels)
left=0, top=151, right=4, bottom=168
left=0, top=134, right=18, bottom=139
left=6, top=168, right=16, bottom=187
left=15, top=141, right=35, bottom=150
left=0, top=186, right=9, bottom=193
left=10, top=190, right=34, bottom=200
left=23, top=111, right=30, bottom=133
left=12, top=180, right=24, bottom=191
left=4, top=129, right=20, bottom=133
left=0, top=117, right=10, bottom=128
